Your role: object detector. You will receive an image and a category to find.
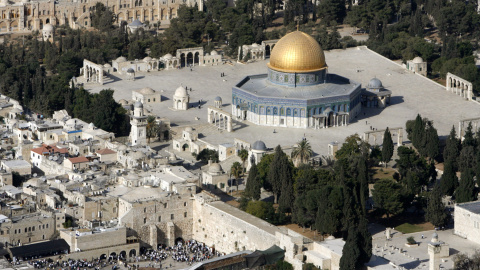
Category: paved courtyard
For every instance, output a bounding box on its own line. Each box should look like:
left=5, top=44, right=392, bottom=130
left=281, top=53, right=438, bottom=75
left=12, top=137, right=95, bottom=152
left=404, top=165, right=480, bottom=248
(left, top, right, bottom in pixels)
left=85, top=46, right=480, bottom=155
left=370, top=226, right=480, bottom=269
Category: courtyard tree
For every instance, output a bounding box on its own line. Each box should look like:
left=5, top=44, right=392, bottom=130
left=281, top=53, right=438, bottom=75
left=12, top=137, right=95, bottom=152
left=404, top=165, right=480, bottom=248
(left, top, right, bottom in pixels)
left=238, top=149, right=249, bottom=171
left=196, top=149, right=219, bottom=163
left=440, top=160, right=458, bottom=196
left=230, top=161, right=243, bottom=190
left=91, top=3, right=115, bottom=32
left=372, top=179, right=405, bottom=218
left=244, top=162, right=261, bottom=200
left=267, top=145, right=290, bottom=204
left=340, top=226, right=362, bottom=270
left=146, top=116, right=159, bottom=143
left=462, top=122, right=476, bottom=148
left=291, top=138, right=313, bottom=167
left=424, top=121, right=440, bottom=160
left=381, top=127, right=394, bottom=166
left=444, top=126, right=461, bottom=170
left=426, top=184, right=449, bottom=228
left=455, top=168, right=477, bottom=203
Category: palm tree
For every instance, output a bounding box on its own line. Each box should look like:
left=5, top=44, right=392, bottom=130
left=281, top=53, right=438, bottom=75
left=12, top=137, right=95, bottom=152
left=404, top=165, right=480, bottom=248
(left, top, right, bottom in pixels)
left=291, top=138, right=313, bottom=167
left=231, top=161, right=242, bottom=193
left=238, top=149, right=248, bottom=172
left=146, top=115, right=158, bottom=143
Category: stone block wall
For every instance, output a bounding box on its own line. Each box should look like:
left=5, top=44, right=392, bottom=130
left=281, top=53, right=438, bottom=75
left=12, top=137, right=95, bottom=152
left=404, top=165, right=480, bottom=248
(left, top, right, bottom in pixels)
left=454, top=202, right=480, bottom=244
left=192, top=200, right=278, bottom=253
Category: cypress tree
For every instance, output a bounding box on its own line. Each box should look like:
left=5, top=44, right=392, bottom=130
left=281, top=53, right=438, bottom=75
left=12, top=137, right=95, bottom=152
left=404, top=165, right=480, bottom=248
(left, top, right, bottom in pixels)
left=382, top=127, right=394, bottom=167
left=426, top=184, right=448, bottom=228
left=278, top=154, right=294, bottom=213
left=425, top=122, right=439, bottom=160
left=440, top=160, right=458, bottom=196
left=444, top=126, right=461, bottom=170
left=340, top=227, right=361, bottom=270
left=462, top=122, right=476, bottom=148
left=412, top=114, right=426, bottom=152
left=455, top=168, right=477, bottom=203
left=267, top=145, right=285, bottom=204
left=245, top=162, right=261, bottom=200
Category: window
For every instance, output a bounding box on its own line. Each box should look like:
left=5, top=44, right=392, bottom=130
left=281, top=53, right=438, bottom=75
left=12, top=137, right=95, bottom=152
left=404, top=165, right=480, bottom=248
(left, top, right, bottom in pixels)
left=164, top=203, right=167, bottom=208
left=46, top=224, right=48, bottom=228
left=184, top=202, right=187, bottom=206
left=144, top=208, right=146, bottom=213
left=171, top=214, right=174, bottom=220
left=184, top=212, right=187, bottom=218
left=158, top=216, right=161, bottom=222
left=144, top=218, right=146, bottom=224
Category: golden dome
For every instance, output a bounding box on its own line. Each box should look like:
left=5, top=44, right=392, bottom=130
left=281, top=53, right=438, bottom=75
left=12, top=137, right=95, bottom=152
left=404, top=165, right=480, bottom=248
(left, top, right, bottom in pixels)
left=267, top=31, right=327, bottom=73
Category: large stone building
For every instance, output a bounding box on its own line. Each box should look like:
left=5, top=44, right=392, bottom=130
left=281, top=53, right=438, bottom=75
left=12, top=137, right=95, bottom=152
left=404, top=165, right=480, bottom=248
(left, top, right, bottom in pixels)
left=454, top=201, right=480, bottom=245
left=0, top=0, right=203, bottom=34
left=232, top=31, right=362, bottom=129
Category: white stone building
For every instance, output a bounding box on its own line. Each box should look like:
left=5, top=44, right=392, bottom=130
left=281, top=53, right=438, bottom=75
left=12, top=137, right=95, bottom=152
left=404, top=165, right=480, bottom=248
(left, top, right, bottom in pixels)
left=132, top=87, right=162, bottom=104
left=129, top=101, right=148, bottom=146
left=406, top=56, right=427, bottom=76
left=455, top=201, right=480, bottom=244
left=173, top=86, right=189, bottom=110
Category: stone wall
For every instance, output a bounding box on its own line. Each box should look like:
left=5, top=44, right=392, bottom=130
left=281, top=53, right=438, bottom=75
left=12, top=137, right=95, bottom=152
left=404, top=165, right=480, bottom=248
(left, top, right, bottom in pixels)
left=119, top=195, right=194, bottom=247
left=192, top=199, right=280, bottom=254
left=454, top=202, right=480, bottom=244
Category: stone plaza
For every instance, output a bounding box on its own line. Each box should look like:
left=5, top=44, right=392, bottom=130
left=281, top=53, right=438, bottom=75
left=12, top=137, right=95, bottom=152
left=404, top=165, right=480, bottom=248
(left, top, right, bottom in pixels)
left=86, top=46, right=480, bottom=155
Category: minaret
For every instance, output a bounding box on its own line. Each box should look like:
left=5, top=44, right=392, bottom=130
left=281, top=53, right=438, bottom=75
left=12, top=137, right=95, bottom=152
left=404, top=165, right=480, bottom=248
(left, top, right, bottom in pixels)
left=428, top=232, right=449, bottom=270
left=129, top=101, right=148, bottom=146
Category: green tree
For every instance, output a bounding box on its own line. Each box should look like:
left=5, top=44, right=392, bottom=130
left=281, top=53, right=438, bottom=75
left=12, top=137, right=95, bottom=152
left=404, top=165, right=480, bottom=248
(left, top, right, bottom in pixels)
left=453, top=251, right=480, bottom=270
left=245, top=200, right=275, bottom=221
left=291, top=138, right=313, bottom=167
left=440, top=160, right=458, bottom=196
left=268, top=145, right=287, bottom=204
left=231, top=161, right=243, bottom=190
left=424, top=122, right=440, bottom=160
left=426, top=184, right=449, bottom=228
left=340, top=227, right=362, bottom=270
left=335, top=134, right=365, bottom=160
left=455, top=168, right=477, bottom=203
left=462, top=122, right=476, bottom=148
left=382, top=127, right=394, bottom=166
left=444, top=126, right=461, bottom=170
left=244, top=162, right=261, bottom=200
left=91, top=3, right=115, bottom=32
left=372, top=179, right=405, bottom=218
left=238, top=149, right=249, bottom=171
left=146, top=115, right=159, bottom=143
left=196, top=149, right=219, bottom=163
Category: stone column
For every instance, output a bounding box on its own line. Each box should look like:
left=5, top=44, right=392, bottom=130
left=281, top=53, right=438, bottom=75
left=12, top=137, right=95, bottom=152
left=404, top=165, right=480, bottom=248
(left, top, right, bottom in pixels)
left=397, top=129, right=403, bottom=145
left=227, top=117, right=232, bottom=132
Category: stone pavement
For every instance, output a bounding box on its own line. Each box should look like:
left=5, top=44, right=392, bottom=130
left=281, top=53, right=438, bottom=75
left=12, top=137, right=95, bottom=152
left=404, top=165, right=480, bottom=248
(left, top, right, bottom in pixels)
left=371, top=224, right=480, bottom=269
left=86, top=46, right=480, bottom=156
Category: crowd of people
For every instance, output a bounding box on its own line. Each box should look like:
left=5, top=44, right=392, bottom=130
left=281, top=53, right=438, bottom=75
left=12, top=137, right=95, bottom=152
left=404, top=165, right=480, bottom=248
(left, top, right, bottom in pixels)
left=21, top=239, right=221, bottom=269
left=139, top=239, right=223, bottom=266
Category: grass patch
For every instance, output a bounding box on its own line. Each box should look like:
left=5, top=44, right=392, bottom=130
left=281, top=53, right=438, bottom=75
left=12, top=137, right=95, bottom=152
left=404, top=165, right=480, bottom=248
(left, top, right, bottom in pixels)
left=395, top=223, right=425, bottom=234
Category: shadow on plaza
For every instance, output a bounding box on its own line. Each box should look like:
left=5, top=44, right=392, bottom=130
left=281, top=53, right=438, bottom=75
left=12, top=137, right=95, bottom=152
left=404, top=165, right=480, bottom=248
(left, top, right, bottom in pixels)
left=103, top=74, right=122, bottom=85
left=349, top=96, right=404, bottom=126
left=400, top=259, right=428, bottom=269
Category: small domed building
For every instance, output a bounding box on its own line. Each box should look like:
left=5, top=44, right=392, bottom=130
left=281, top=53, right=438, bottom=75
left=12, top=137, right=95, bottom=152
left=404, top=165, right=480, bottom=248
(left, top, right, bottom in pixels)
left=247, top=140, right=268, bottom=170
left=406, top=56, right=427, bottom=76
left=173, top=86, right=189, bottom=110
left=232, top=31, right=362, bottom=129
left=42, top=24, right=54, bottom=40
left=202, top=162, right=229, bottom=190
left=361, top=78, right=392, bottom=108
left=132, top=87, right=162, bottom=104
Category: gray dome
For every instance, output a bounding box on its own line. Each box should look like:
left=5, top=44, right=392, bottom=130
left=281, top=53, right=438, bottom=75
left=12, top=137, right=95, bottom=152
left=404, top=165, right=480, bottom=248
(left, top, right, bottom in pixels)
left=43, top=23, right=54, bottom=31
left=252, top=140, right=267, bottom=151
left=175, top=86, right=188, bottom=97
left=211, top=50, right=218, bottom=56
left=127, top=68, right=135, bottom=73
left=214, top=96, right=222, bottom=101
left=163, top=53, right=173, bottom=59
left=412, top=56, right=424, bottom=63
left=368, top=78, right=383, bottom=88
left=116, top=56, right=127, bottom=63
left=134, top=101, right=143, bottom=108
left=208, top=163, right=223, bottom=173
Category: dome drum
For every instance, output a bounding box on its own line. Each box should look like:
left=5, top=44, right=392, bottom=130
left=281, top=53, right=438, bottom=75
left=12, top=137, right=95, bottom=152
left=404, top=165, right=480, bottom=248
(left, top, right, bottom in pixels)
left=267, top=68, right=327, bottom=87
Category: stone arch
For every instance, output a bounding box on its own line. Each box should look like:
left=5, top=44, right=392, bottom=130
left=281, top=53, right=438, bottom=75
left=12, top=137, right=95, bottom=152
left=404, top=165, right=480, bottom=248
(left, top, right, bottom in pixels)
left=180, top=53, right=185, bottom=67
left=186, top=52, right=193, bottom=67
left=109, top=252, right=117, bottom=260
left=194, top=52, right=199, bottom=65
left=129, top=249, right=136, bottom=257
left=119, top=250, right=127, bottom=259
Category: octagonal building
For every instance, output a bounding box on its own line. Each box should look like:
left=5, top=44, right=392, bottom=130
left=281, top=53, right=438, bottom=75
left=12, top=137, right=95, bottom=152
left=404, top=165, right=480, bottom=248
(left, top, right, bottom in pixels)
left=232, top=31, right=362, bottom=129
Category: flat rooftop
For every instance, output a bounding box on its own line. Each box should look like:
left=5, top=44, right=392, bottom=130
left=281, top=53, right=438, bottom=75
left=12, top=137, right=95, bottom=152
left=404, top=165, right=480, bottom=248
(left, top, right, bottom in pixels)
left=235, top=73, right=359, bottom=101
left=86, top=46, right=480, bottom=155
left=456, top=201, right=480, bottom=214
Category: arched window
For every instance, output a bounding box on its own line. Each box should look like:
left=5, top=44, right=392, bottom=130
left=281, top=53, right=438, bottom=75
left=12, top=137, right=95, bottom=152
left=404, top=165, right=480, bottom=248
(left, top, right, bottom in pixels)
left=280, top=108, right=285, bottom=115
left=286, top=108, right=291, bottom=116
left=273, top=107, right=278, bottom=115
